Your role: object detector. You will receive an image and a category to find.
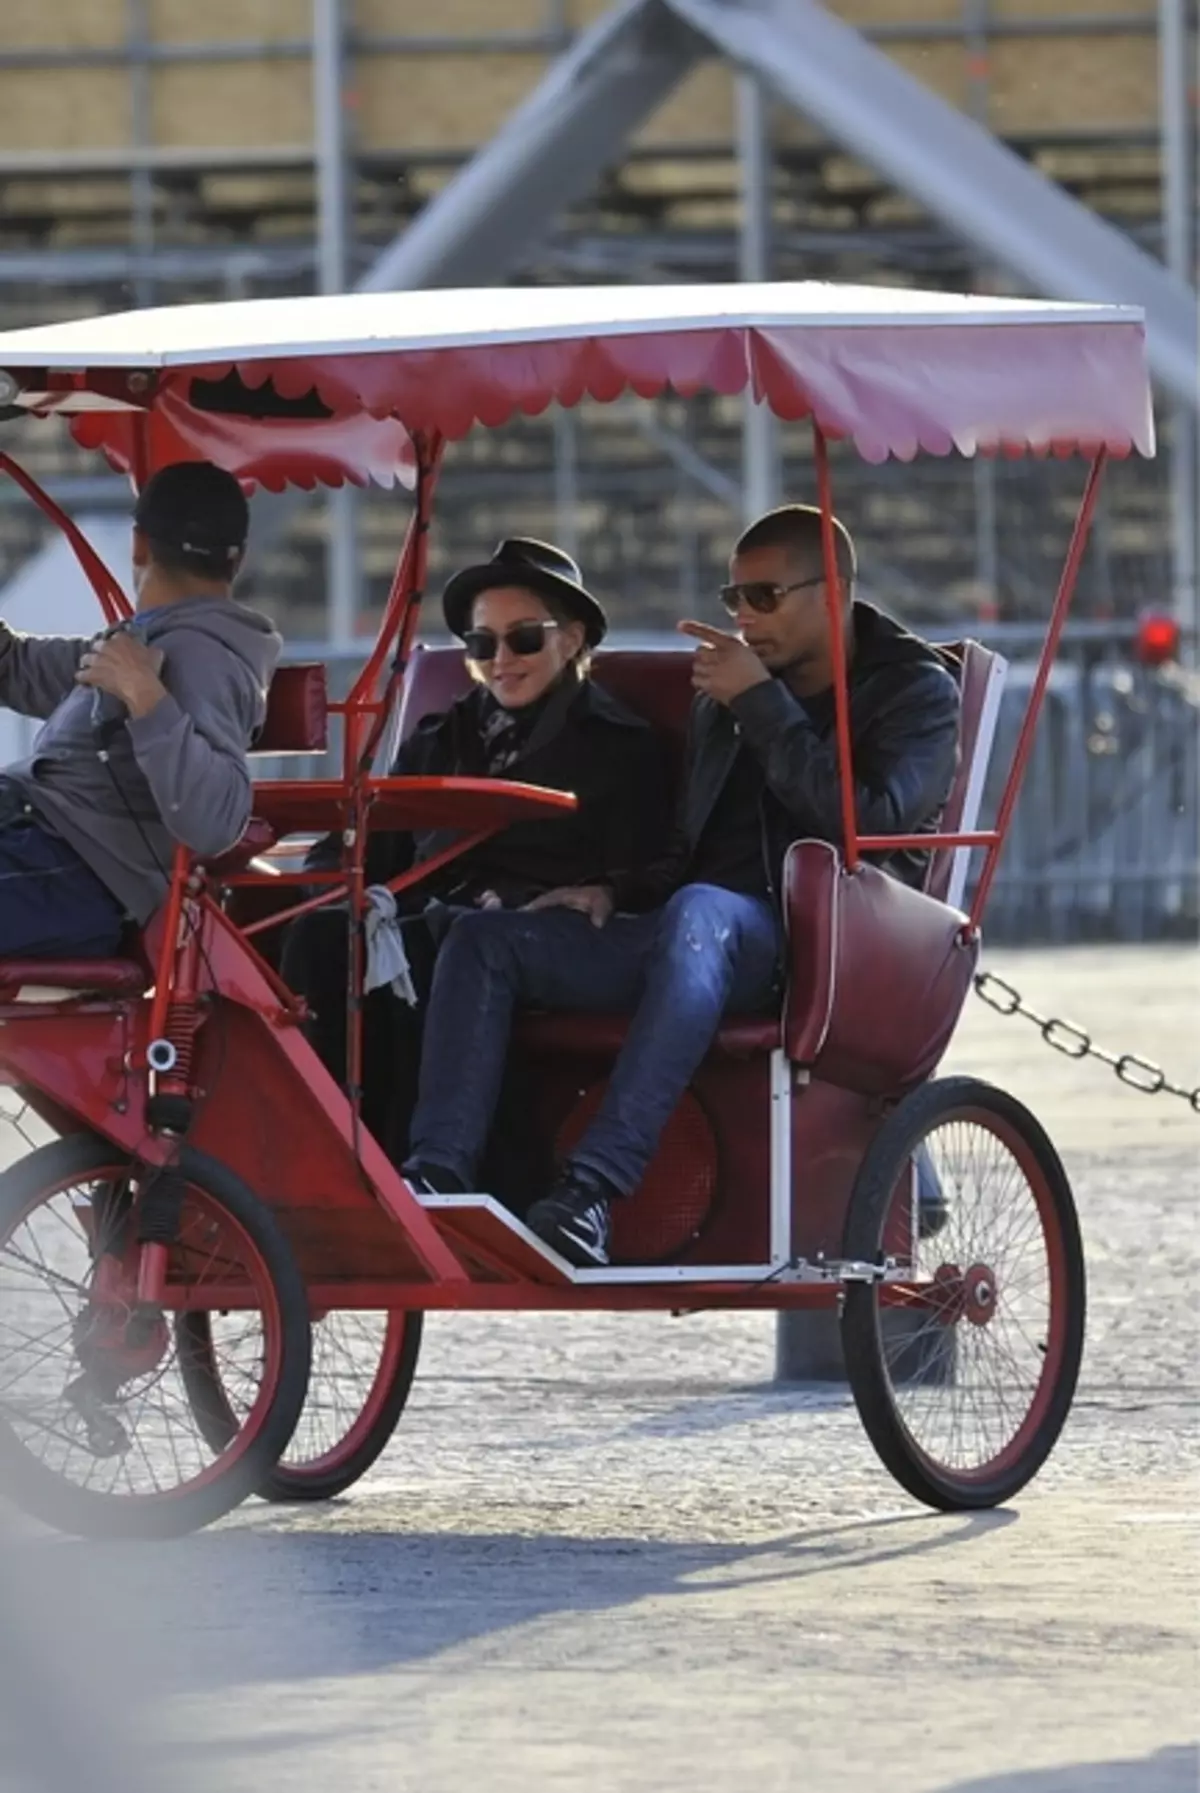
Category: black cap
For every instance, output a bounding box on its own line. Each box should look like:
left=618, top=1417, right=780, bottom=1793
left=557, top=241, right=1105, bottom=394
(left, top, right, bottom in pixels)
left=442, top=538, right=607, bottom=647
left=133, top=461, right=249, bottom=577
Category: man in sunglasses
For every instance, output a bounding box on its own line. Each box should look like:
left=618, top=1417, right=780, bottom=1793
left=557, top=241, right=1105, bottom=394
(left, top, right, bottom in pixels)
left=405, top=504, right=960, bottom=1266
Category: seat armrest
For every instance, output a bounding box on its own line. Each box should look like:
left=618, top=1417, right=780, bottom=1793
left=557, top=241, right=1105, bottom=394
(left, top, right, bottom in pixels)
left=204, top=815, right=278, bottom=877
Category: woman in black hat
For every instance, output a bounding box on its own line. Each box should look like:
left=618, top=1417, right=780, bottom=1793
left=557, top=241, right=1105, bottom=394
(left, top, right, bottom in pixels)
left=281, top=538, right=666, bottom=1177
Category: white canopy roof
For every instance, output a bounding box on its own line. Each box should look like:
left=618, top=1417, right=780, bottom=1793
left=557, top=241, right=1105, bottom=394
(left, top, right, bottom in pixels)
left=0, top=283, right=1154, bottom=467
left=0, top=283, right=1145, bottom=369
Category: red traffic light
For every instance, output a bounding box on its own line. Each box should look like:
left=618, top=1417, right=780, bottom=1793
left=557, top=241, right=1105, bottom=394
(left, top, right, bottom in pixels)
left=1134, top=613, right=1180, bottom=666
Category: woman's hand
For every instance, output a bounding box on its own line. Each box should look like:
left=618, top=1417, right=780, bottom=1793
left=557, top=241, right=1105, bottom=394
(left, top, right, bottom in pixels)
left=474, top=890, right=503, bottom=910
left=522, top=884, right=615, bottom=927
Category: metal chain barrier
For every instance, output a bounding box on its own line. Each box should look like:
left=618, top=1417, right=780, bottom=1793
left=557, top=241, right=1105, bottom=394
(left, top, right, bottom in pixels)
left=973, top=972, right=1200, bottom=1113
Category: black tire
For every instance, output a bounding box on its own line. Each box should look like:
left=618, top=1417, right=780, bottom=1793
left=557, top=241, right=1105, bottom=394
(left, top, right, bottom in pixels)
left=841, top=1076, right=1086, bottom=1511
left=178, top=1308, right=423, bottom=1502
left=0, top=1134, right=311, bottom=1539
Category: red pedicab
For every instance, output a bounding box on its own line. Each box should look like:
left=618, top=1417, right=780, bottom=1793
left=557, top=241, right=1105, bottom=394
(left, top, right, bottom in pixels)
left=0, top=285, right=1153, bottom=1537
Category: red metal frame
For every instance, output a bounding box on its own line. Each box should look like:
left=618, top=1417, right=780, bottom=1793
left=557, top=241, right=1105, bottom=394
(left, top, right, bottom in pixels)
left=0, top=386, right=1110, bottom=1323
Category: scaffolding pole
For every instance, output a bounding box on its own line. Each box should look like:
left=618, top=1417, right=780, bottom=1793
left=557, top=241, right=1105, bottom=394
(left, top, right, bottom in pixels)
left=313, top=0, right=359, bottom=648
left=737, top=73, right=779, bottom=524
left=1159, top=0, right=1198, bottom=645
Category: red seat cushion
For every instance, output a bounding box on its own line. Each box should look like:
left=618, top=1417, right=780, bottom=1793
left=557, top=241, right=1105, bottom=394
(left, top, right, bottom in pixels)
left=516, top=1011, right=779, bottom=1058
left=255, top=663, right=329, bottom=755
left=0, top=957, right=149, bottom=999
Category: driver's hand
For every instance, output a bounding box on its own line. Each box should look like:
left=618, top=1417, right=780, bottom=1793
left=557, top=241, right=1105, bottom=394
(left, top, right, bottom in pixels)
left=474, top=889, right=503, bottom=910
left=76, top=633, right=166, bottom=718
left=522, top=884, right=615, bottom=928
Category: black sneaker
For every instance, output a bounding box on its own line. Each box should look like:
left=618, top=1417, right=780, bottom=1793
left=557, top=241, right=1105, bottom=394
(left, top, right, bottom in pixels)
left=405, top=1162, right=468, bottom=1197
left=526, top=1170, right=613, bottom=1268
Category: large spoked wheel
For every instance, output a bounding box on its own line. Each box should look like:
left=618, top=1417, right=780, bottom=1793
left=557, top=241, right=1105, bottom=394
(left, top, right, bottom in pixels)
left=0, top=1135, right=310, bottom=1539
left=178, top=1308, right=423, bottom=1501
left=841, top=1076, right=1085, bottom=1511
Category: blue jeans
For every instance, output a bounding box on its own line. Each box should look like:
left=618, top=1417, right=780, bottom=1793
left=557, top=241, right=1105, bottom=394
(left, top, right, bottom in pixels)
left=407, top=884, right=780, bottom=1196
left=0, top=817, right=127, bottom=958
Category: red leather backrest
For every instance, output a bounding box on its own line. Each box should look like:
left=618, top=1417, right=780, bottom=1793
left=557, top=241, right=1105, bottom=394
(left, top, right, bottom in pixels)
left=784, top=840, right=978, bottom=1094
left=925, top=639, right=1004, bottom=904
left=254, top=663, right=329, bottom=755
left=395, top=643, right=695, bottom=780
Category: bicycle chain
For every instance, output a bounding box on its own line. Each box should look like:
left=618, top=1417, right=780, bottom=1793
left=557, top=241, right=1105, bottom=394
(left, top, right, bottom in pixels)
left=973, top=972, right=1200, bottom=1113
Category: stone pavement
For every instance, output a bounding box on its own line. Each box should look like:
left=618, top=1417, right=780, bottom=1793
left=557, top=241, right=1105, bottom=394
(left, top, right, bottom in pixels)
left=1, top=944, right=1197, bottom=1793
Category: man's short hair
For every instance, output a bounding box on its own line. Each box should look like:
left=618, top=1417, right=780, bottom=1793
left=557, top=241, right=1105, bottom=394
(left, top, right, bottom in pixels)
left=133, top=460, right=249, bottom=581
left=734, top=503, right=857, bottom=592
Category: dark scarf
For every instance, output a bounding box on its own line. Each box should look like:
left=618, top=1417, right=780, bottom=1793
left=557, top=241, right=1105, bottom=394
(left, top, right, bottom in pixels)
left=477, top=673, right=579, bottom=775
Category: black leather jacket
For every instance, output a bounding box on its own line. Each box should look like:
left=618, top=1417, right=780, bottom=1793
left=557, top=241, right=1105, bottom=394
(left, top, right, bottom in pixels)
left=309, top=673, right=668, bottom=910
left=609, top=603, right=960, bottom=913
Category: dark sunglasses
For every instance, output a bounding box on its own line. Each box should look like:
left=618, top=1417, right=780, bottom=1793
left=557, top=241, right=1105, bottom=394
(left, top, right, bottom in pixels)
left=718, top=574, right=824, bottom=617
left=463, top=619, right=560, bottom=662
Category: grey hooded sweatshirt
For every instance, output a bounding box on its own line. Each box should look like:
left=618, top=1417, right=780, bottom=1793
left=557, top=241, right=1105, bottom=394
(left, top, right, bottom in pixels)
left=0, top=595, right=282, bottom=924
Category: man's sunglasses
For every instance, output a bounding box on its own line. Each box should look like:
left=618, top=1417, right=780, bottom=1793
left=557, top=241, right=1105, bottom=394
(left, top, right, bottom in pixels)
left=463, top=620, right=559, bottom=661
left=718, top=574, right=824, bottom=617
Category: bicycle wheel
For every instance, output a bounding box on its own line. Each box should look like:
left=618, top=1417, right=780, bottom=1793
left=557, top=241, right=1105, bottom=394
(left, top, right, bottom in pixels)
left=178, top=1308, right=422, bottom=1501
left=0, top=1134, right=310, bottom=1539
left=841, top=1076, right=1085, bottom=1510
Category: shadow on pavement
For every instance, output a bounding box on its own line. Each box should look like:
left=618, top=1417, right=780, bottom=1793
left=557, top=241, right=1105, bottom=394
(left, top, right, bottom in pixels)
left=19, top=1505, right=1013, bottom=1698
left=940, top=1745, right=1198, bottom=1793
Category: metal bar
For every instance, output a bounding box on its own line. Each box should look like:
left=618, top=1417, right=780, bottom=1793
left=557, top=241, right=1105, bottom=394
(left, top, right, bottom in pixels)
left=553, top=408, right=581, bottom=561
left=144, top=846, right=192, bottom=1051
left=1159, top=0, right=1198, bottom=647
left=0, top=146, right=316, bottom=175
left=0, top=117, right=1166, bottom=180
left=240, top=827, right=496, bottom=938
left=313, top=0, right=359, bottom=649
left=969, top=451, right=1109, bottom=929
left=0, top=14, right=1159, bottom=69
left=313, top=1, right=349, bottom=298
left=812, top=424, right=859, bottom=871
left=347, top=439, right=443, bottom=724
left=737, top=71, right=778, bottom=522
left=857, top=831, right=1000, bottom=850
left=126, top=0, right=155, bottom=308
left=768, top=1049, right=793, bottom=1267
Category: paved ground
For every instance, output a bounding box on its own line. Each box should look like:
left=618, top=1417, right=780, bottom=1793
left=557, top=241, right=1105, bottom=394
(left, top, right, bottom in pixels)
left=1, top=943, right=1197, bottom=1793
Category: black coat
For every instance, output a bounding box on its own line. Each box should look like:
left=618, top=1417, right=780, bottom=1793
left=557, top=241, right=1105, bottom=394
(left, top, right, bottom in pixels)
left=609, top=603, right=960, bottom=912
left=312, top=672, right=668, bottom=906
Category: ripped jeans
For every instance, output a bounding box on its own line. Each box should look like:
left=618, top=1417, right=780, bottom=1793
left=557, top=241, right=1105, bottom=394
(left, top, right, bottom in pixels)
left=407, top=884, right=780, bottom=1196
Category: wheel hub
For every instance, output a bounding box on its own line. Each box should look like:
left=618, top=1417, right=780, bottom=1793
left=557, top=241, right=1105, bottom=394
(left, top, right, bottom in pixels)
left=963, top=1262, right=998, bottom=1327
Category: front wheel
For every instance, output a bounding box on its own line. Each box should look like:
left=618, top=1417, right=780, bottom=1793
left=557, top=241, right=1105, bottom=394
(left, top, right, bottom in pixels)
left=841, top=1076, right=1086, bottom=1511
left=0, top=1135, right=311, bottom=1539
left=179, top=1308, right=422, bottom=1501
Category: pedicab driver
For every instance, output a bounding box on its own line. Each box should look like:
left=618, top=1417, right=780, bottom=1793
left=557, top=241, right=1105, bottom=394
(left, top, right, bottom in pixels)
left=404, top=504, right=961, bottom=1267
left=0, top=460, right=281, bottom=958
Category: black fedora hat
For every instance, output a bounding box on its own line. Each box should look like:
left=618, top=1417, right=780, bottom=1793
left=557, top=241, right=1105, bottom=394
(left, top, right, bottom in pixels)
left=441, top=537, right=607, bottom=647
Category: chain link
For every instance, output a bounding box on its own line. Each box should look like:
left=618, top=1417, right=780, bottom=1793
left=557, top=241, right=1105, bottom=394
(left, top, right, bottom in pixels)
left=973, top=973, right=1200, bottom=1113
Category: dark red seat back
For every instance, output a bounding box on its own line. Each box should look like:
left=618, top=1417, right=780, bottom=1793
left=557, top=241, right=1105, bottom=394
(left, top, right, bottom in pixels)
left=396, top=643, right=694, bottom=785
left=925, top=639, right=1007, bottom=909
